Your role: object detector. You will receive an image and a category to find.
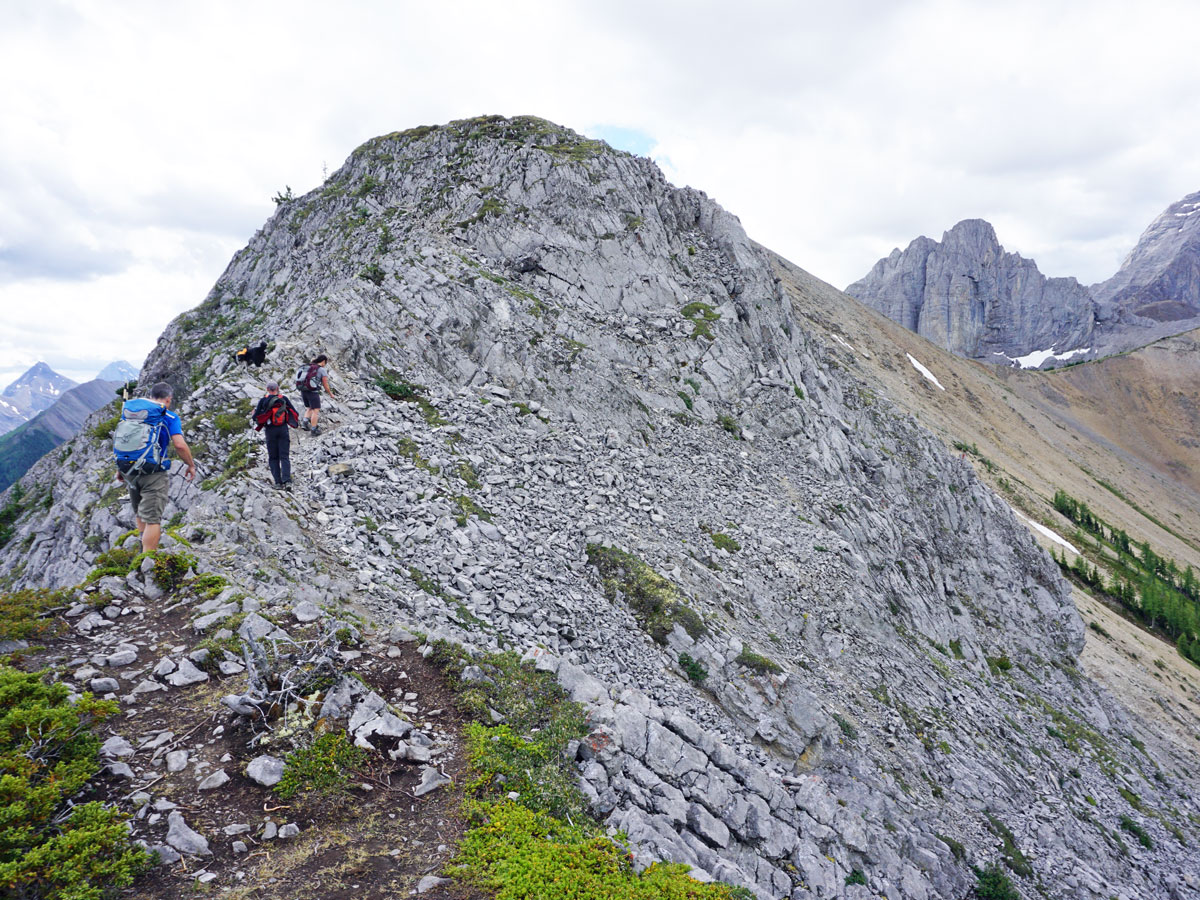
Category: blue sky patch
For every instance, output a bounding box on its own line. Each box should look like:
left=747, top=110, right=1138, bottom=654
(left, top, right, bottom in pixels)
left=589, top=126, right=657, bottom=158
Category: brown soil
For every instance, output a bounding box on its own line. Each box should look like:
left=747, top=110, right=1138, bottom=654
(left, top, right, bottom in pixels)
left=15, top=597, right=489, bottom=900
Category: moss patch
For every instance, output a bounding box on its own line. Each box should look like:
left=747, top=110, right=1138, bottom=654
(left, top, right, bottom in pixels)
left=585, top=545, right=708, bottom=644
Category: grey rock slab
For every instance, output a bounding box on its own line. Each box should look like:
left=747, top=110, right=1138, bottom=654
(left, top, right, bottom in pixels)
left=237, top=612, right=286, bottom=641
left=105, top=647, right=138, bottom=667
left=147, top=843, right=182, bottom=865
left=278, top=823, right=300, bottom=839
left=90, top=677, right=120, bottom=693
left=686, top=803, right=730, bottom=848
left=246, top=755, right=285, bottom=787
left=413, top=765, right=452, bottom=797
left=198, top=769, right=230, bottom=790
left=166, top=750, right=189, bottom=772
left=293, top=600, right=322, bottom=622
left=166, top=658, right=209, bottom=686
left=101, top=735, right=135, bottom=758
left=166, top=811, right=211, bottom=855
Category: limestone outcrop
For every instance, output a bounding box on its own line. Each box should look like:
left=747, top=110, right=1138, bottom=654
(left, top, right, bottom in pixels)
left=1, top=117, right=1195, bottom=899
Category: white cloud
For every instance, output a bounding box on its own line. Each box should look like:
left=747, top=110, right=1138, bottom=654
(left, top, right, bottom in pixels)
left=3, top=0, right=1200, bottom=375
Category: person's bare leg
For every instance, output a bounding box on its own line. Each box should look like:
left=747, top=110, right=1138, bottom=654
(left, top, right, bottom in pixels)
left=142, top=523, right=162, bottom=553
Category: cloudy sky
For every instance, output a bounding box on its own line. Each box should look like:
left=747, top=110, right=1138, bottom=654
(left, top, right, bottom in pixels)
left=3, top=0, right=1200, bottom=390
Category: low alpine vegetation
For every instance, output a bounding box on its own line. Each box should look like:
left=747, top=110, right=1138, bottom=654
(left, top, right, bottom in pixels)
left=274, top=732, right=366, bottom=800
left=433, top=643, right=754, bottom=900
left=586, top=544, right=708, bottom=643
left=735, top=644, right=782, bottom=675
left=0, top=667, right=152, bottom=899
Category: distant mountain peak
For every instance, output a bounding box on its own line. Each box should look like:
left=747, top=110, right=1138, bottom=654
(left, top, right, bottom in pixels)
left=0, top=363, right=77, bottom=435
left=1091, top=189, right=1200, bottom=325
left=846, top=219, right=1095, bottom=361
left=96, top=360, right=139, bottom=382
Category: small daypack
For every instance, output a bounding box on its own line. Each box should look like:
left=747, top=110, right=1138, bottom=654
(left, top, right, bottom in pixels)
left=295, top=363, right=321, bottom=392
left=254, top=396, right=298, bottom=429
left=112, top=400, right=169, bottom=475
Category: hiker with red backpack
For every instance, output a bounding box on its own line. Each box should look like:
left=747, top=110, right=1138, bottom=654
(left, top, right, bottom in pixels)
left=294, top=353, right=335, bottom=435
left=253, top=381, right=300, bottom=489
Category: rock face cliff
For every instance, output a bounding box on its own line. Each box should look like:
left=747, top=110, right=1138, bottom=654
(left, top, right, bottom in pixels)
left=1092, top=190, right=1200, bottom=326
left=846, top=220, right=1096, bottom=362
left=2, top=117, right=1196, bottom=899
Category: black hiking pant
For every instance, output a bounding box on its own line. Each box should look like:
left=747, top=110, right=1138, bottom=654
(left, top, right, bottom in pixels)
left=264, top=425, right=291, bottom=484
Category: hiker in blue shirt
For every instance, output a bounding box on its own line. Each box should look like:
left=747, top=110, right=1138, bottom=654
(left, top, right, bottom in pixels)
left=114, top=382, right=196, bottom=553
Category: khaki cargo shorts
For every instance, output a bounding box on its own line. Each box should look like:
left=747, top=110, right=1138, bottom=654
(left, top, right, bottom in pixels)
left=126, top=468, right=170, bottom=524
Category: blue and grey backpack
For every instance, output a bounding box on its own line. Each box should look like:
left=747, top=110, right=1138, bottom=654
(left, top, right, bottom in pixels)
left=112, top=399, right=170, bottom=475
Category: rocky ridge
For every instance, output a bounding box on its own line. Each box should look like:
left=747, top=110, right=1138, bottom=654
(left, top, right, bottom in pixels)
left=2, top=116, right=1197, bottom=899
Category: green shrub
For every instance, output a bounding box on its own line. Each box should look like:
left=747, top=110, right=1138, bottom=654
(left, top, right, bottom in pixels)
left=451, top=800, right=753, bottom=900
left=717, top=415, right=742, bottom=439
left=973, top=864, right=1019, bottom=900
left=832, top=713, right=858, bottom=740
left=937, top=832, right=966, bottom=862
left=0, top=667, right=150, bottom=898
left=845, top=868, right=867, bottom=886
left=986, top=655, right=1013, bottom=676
left=985, top=814, right=1032, bottom=877
left=681, top=302, right=720, bottom=340
left=0, top=485, right=28, bottom=549
left=710, top=532, right=740, bottom=553
left=451, top=495, right=492, bottom=527
left=147, top=551, right=196, bottom=593
left=213, top=398, right=253, bottom=437
left=457, top=459, right=481, bottom=489
left=376, top=372, right=448, bottom=425
left=88, top=409, right=121, bottom=442
left=83, top=546, right=139, bottom=584
left=678, top=653, right=708, bottom=685
left=434, top=645, right=589, bottom=820
left=274, top=732, right=365, bottom=800
left=435, top=640, right=750, bottom=900
left=1119, top=815, right=1153, bottom=849
left=0, top=589, right=67, bottom=642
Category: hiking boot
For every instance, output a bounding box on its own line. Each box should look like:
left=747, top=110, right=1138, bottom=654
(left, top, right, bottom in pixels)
left=302, top=420, right=311, bottom=431
left=311, top=426, right=323, bottom=436
left=280, top=481, right=293, bottom=492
